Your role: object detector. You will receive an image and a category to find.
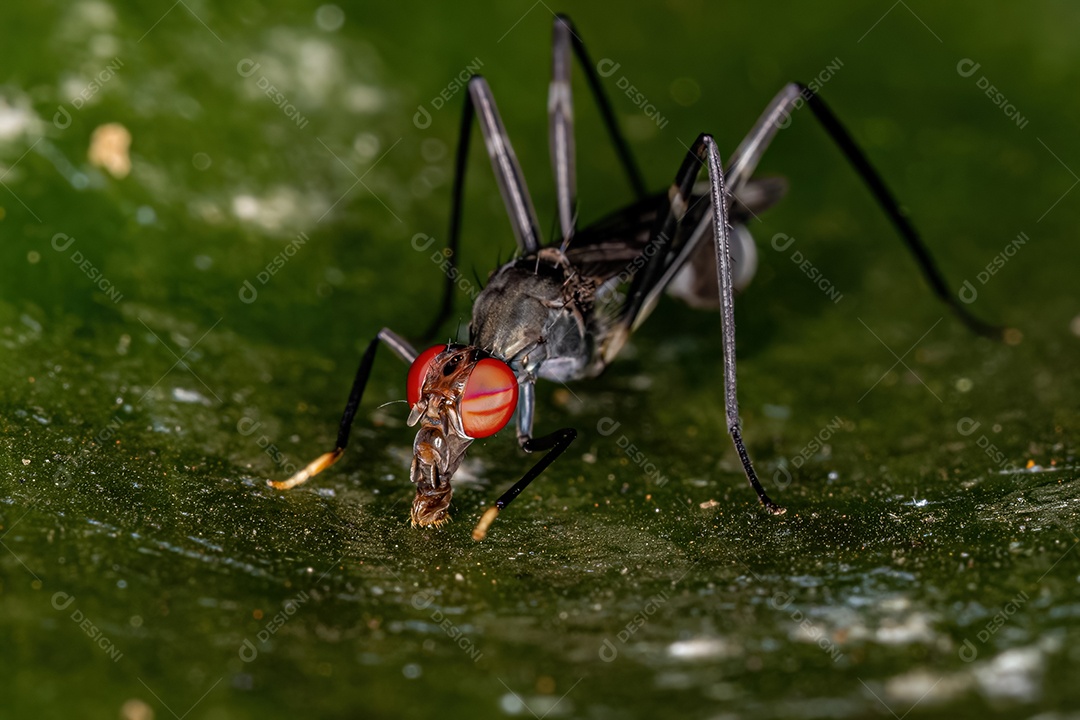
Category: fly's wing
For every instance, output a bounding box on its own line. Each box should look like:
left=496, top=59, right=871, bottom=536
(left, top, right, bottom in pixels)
left=730, top=176, right=788, bottom=223
left=664, top=175, right=789, bottom=308
left=561, top=194, right=665, bottom=282
left=565, top=176, right=787, bottom=300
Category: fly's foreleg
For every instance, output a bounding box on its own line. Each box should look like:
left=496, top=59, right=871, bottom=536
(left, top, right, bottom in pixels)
left=421, top=75, right=545, bottom=340
left=268, top=328, right=416, bottom=491
left=472, top=381, right=577, bottom=540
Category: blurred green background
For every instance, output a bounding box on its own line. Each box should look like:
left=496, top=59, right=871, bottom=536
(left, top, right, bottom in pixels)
left=1, top=1, right=1078, bottom=718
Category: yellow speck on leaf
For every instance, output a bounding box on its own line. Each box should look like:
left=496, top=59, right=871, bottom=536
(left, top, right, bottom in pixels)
left=89, top=123, right=132, bottom=178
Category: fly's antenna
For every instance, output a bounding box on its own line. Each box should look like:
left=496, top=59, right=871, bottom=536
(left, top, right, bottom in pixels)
left=546, top=204, right=562, bottom=244
left=558, top=230, right=574, bottom=254
left=559, top=207, right=580, bottom=253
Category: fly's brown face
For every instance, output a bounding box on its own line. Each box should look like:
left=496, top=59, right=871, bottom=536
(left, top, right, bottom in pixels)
left=408, top=424, right=468, bottom=527
left=405, top=345, right=518, bottom=526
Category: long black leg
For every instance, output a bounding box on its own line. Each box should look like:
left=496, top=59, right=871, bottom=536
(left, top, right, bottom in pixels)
left=548, top=14, right=648, bottom=243
left=549, top=15, right=576, bottom=241
left=558, top=15, right=647, bottom=199
left=727, top=83, right=1004, bottom=339
left=472, top=427, right=578, bottom=541
left=800, top=86, right=1002, bottom=338
left=269, top=328, right=416, bottom=490
left=609, top=82, right=1006, bottom=354
left=467, top=77, right=544, bottom=254
left=606, top=132, right=782, bottom=512
left=594, top=144, right=712, bottom=366
left=425, top=13, right=648, bottom=339
left=612, top=81, right=832, bottom=337
left=612, top=148, right=704, bottom=347
left=420, top=96, right=474, bottom=340
left=471, top=380, right=576, bottom=540
left=420, top=77, right=543, bottom=340
left=701, top=134, right=785, bottom=514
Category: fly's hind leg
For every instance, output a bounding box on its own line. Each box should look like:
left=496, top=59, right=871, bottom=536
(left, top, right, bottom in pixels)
left=726, top=83, right=1005, bottom=339
left=548, top=13, right=648, bottom=241
left=611, top=133, right=785, bottom=513
left=701, top=134, right=786, bottom=514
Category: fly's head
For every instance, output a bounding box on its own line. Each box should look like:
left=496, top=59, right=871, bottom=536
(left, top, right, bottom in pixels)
left=405, top=344, right=518, bottom=527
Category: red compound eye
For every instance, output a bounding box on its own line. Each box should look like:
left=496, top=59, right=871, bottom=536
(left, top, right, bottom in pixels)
left=407, top=345, right=448, bottom=407
left=460, top=358, right=518, bottom=438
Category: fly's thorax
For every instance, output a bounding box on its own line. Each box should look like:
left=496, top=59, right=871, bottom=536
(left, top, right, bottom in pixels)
left=470, top=261, right=594, bottom=383
left=470, top=265, right=560, bottom=362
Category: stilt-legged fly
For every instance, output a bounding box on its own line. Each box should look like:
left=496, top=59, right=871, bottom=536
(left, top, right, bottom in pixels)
left=269, top=15, right=1002, bottom=540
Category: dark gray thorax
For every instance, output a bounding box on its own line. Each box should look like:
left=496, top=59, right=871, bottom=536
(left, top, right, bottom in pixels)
left=469, top=257, right=597, bottom=383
